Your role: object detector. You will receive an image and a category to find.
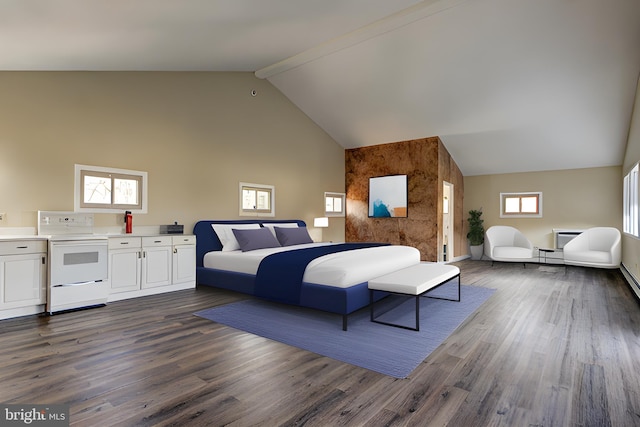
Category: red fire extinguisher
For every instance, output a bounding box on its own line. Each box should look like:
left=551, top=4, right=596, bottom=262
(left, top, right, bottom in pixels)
left=125, top=211, right=133, bottom=234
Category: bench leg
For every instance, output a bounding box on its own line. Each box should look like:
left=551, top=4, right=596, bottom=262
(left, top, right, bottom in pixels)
left=423, top=273, right=461, bottom=302
left=369, top=289, right=374, bottom=323
left=371, top=290, right=420, bottom=332
left=415, top=295, right=420, bottom=331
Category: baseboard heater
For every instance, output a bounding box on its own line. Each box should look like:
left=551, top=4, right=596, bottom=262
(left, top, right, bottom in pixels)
left=621, top=263, right=640, bottom=301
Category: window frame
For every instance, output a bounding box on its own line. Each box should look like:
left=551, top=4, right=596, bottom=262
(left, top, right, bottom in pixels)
left=499, top=192, right=543, bottom=218
left=623, top=163, right=639, bottom=237
left=74, top=164, right=148, bottom=213
left=239, top=182, right=275, bottom=217
left=324, top=192, right=345, bottom=217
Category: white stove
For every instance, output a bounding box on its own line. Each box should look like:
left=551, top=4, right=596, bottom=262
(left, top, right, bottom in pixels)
left=38, top=211, right=109, bottom=313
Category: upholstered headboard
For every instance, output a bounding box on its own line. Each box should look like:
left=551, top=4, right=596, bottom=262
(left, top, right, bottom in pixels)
left=193, top=219, right=306, bottom=267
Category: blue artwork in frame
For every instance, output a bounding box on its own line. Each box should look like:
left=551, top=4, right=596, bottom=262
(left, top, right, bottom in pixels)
left=368, top=175, right=408, bottom=218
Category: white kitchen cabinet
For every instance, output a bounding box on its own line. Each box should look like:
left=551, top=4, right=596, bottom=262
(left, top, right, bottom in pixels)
left=172, top=235, right=196, bottom=285
left=141, top=236, right=173, bottom=289
left=109, top=237, right=141, bottom=294
left=0, top=239, right=47, bottom=319
left=107, top=235, right=195, bottom=302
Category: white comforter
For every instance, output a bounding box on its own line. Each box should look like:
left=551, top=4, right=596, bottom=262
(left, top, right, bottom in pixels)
left=203, top=243, right=421, bottom=288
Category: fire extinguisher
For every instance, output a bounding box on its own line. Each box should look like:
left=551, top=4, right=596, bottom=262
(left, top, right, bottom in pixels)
left=124, top=211, right=133, bottom=234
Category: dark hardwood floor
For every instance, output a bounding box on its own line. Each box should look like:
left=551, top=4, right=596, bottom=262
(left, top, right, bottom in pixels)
left=2, top=260, right=640, bottom=426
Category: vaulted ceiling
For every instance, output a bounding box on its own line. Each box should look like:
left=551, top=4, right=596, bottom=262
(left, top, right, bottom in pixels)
left=2, top=0, right=639, bottom=175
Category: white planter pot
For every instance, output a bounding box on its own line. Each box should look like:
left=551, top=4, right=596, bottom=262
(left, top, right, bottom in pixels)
left=469, top=244, right=484, bottom=260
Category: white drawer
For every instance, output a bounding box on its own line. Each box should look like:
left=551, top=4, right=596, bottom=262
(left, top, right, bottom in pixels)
left=142, top=236, right=172, bottom=247
left=109, top=237, right=141, bottom=250
left=0, top=240, right=47, bottom=255
left=172, top=235, right=196, bottom=245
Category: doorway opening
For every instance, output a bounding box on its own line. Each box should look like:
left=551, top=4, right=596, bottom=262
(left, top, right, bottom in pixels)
left=441, top=181, right=454, bottom=262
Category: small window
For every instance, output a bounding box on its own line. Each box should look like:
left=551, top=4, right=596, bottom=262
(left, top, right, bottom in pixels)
left=75, top=164, right=147, bottom=213
left=239, top=182, right=275, bottom=217
left=623, top=164, right=639, bottom=237
left=324, top=192, right=345, bottom=217
left=500, top=192, right=542, bottom=218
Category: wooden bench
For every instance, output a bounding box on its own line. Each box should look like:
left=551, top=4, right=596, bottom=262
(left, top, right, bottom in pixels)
left=368, top=263, right=461, bottom=331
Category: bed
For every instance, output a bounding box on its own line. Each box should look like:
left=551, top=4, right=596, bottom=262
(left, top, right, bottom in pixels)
left=193, top=219, right=421, bottom=330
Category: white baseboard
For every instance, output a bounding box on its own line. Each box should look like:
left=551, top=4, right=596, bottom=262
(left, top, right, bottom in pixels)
left=107, top=281, right=195, bottom=302
left=620, top=263, right=640, bottom=301
left=0, top=304, right=45, bottom=320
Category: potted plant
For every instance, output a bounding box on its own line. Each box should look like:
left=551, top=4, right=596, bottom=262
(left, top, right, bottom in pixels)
left=467, top=209, right=484, bottom=260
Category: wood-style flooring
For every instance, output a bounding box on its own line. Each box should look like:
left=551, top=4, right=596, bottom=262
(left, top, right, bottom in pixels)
left=1, top=260, right=640, bottom=426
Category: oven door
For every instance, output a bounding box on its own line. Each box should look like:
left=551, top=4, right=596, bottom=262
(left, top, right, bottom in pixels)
left=49, top=240, right=108, bottom=286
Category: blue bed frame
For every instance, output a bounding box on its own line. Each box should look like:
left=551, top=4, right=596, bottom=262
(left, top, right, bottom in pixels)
left=193, top=219, right=379, bottom=330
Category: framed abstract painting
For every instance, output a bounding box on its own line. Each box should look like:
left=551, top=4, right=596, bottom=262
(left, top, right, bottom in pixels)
left=368, top=175, right=408, bottom=218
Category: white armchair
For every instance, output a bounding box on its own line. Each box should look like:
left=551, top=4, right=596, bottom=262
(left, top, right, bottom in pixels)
left=484, top=226, right=534, bottom=263
left=563, top=227, right=621, bottom=269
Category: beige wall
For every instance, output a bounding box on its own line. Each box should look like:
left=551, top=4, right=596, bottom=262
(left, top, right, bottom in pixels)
left=0, top=72, right=346, bottom=241
left=464, top=166, right=622, bottom=249
left=1, top=71, right=632, bottom=255
left=622, top=75, right=640, bottom=281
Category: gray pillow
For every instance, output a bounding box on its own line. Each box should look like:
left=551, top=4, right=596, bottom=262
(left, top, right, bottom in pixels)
left=275, top=226, right=314, bottom=246
left=232, top=227, right=281, bottom=252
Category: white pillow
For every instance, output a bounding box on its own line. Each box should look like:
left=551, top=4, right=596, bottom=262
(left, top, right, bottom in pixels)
left=262, top=222, right=299, bottom=238
left=211, top=223, right=260, bottom=252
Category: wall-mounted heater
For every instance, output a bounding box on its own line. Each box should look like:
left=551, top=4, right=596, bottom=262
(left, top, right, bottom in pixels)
left=553, top=229, right=584, bottom=249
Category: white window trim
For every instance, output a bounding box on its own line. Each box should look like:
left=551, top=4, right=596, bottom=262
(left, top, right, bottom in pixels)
left=499, top=192, right=543, bottom=218
left=74, top=164, right=148, bottom=213
left=324, top=192, right=346, bottom=217
left=623, top=163, right=639, bottom=237
left=239, top=182, right=275, bottom=217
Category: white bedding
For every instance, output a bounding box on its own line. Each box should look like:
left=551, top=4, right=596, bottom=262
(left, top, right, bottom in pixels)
left=203, top=243, right=421, bottom=288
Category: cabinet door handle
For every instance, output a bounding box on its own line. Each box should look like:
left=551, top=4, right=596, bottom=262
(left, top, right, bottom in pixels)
left=120, top=242, right=129, bottom=245
left=16, top=246, right=28, bottom=249
left=154, top=240, right=162, bottom=243
left=42, top=256, right=46, bottom=264
left=173, top=248, right=178, bottom=254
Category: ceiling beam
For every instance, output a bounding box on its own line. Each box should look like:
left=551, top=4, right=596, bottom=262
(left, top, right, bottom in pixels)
left=254, top=0, right=470, bottom=79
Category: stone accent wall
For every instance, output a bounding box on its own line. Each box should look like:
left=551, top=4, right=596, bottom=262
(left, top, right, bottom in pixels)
left=345, top=137, right=464, bottom=261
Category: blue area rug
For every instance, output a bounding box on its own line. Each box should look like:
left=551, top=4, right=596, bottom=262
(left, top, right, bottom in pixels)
left=195, top=282, right=495, bottom=378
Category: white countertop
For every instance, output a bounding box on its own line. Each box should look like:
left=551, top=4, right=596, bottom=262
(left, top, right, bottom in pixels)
left=0, top=224, right=191, bottom=240
left=0, top=235, right=48, bottom=241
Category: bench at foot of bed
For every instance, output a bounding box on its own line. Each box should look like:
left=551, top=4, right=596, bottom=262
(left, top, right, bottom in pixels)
left=368, top=263, right=461, bottom=331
